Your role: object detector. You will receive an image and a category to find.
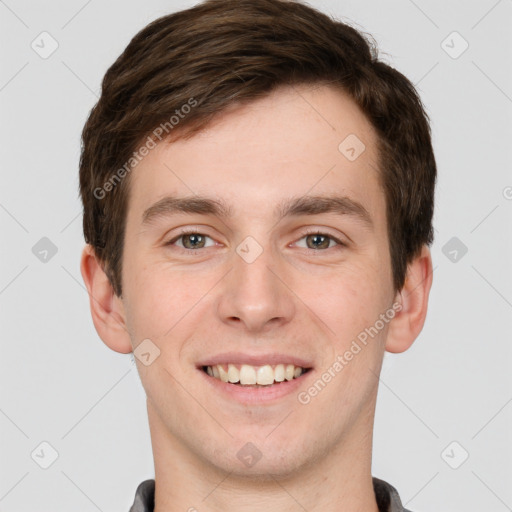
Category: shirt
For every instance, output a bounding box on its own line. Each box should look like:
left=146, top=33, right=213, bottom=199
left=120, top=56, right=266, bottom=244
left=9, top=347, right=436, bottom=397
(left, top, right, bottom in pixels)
left=129, top=477, right=413, bottom=511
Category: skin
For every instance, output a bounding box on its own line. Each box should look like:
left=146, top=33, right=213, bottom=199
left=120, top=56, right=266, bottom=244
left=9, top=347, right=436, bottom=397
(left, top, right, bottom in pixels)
left=81, top=84, right=433, bottom=512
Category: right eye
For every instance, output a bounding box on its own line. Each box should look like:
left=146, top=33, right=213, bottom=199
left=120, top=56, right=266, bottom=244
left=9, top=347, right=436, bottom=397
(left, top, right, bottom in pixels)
left=165, top=230, right=217, bottom=251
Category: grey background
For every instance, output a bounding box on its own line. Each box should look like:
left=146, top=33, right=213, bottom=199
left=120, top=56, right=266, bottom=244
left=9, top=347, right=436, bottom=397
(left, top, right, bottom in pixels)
left=1, top=0, right=511, bottom=510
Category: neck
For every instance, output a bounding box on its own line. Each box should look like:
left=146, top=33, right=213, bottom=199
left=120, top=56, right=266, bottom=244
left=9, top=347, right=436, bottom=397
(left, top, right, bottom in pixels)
left=149, top=401, right=380, bottom=512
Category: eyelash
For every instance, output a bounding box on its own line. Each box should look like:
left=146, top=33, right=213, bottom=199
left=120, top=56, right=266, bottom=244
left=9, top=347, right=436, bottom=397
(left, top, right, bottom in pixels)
left=165, top=228, right=346, bottom=252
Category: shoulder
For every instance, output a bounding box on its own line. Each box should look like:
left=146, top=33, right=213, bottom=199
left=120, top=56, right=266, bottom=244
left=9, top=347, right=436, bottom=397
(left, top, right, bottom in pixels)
left=129, top=479, right=155, bottom=512
left=372, top=476, right=414, bottom=512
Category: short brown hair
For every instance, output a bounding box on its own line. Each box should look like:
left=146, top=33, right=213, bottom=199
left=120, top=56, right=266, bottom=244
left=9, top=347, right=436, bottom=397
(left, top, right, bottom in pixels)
left=79, top=0, right=436, bottom=297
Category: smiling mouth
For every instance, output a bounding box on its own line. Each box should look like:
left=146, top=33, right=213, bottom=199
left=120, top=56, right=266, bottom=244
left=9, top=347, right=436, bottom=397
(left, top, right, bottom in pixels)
left=201, top=363, right=312, bottom=387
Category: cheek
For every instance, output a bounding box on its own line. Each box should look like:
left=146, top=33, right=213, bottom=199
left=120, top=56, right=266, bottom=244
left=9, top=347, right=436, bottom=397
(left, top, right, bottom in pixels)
left=312, top=263, right=387, bottom=333
left=304, top=270, right=389, bottom=415
left=124, top=256, right=216, bottom=340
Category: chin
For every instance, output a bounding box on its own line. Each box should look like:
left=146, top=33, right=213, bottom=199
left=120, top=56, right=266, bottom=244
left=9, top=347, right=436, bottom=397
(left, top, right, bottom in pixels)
left=201, top=434, right=315, bottom=481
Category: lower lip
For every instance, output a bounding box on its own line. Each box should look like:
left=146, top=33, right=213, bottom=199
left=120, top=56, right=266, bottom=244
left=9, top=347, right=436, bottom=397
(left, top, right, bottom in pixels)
left=197, top=368, right=313, bottom=405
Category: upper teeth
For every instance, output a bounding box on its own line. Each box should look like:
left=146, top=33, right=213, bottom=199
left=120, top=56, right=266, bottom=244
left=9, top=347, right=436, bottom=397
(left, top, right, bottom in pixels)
left=205, top=364, right=305, bottom=385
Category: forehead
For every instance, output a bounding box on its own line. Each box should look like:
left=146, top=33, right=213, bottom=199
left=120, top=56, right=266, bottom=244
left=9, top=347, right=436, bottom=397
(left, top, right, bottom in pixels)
left=126, top=84, right=384, bottom=226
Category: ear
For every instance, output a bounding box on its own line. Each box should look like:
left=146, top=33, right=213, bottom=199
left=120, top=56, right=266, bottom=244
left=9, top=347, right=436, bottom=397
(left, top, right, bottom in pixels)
left=385, top=245, right=433, bottom=353
left=80, top=244, right=133, bottom=354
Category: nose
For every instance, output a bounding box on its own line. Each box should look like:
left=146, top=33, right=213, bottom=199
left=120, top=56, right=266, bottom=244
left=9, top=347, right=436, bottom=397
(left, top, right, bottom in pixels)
left=215, top=241, right=296, bottom=333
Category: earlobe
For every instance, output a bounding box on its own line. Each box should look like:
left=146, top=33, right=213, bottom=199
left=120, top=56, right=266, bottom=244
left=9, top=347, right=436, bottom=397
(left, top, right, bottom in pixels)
left=80, top=244, right=133, bottom=354
left=385, top=245, right=433, bottom=354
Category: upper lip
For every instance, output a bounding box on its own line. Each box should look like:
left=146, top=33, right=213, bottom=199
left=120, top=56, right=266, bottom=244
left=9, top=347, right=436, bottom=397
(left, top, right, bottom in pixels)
left=196, top=352, right=314, bottom=368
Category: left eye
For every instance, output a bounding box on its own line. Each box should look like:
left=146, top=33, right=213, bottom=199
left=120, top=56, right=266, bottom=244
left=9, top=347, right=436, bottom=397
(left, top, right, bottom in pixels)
left=295, top=232, right=344, bottom=250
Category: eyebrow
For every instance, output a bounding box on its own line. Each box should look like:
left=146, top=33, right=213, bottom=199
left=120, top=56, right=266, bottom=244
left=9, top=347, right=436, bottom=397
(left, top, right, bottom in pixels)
left=141, top=194, right=373, bottom=229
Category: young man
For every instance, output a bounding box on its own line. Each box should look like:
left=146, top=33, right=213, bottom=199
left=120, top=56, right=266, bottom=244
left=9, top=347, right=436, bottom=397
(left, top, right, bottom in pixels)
left=79, top=0, right=436, bottom=510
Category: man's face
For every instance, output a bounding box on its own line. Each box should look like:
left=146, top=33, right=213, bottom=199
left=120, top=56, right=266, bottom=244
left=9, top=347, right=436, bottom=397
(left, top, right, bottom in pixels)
left=120, top=84, right=396, bottom=476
